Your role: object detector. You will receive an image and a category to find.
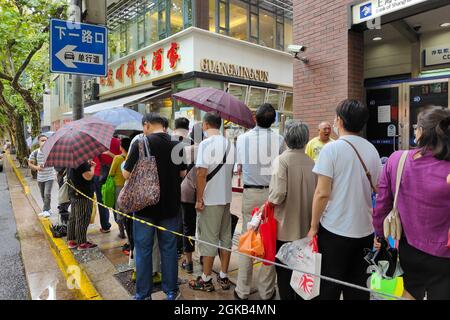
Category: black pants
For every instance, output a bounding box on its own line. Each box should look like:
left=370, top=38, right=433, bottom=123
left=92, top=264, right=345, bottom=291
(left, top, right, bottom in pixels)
left=56, top=168, right=70, bottom=223
left=399, top=238, right=450, bottom=300
left=317, top=224, right=373, bottom=300
left=275, top=240, right=302, bottom=300
left=125, top=216, right=134, bottom=253
left=181, top=202, right=196, bottom=253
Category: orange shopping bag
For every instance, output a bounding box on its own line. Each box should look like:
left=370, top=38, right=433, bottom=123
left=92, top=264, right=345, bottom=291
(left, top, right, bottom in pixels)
left=238, top=230, right=265, bottom=258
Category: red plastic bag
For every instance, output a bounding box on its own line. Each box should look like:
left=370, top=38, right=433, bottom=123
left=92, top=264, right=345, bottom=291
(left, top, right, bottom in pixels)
left=260, top=202, right=277, bottom=265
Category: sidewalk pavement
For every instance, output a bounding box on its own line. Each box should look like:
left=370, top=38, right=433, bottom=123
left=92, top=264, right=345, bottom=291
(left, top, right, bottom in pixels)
left=24, top=167, right=273, bottom=300
left=4, top=160, right=77, bottom=300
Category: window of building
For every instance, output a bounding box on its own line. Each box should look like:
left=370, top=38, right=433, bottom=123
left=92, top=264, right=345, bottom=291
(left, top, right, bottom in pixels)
left=284, top=18, right=293, bottom=51
left=259, top=9, right=275, bottom=48
left=228, top=83, right=248, bottom=102
left=249, top=3, right=258, bottom=44
left=265, top=89, right=283, bottom=110
left=171, top=0, right=183, bottom=34
left=247, top=86, right=266, bottom=109
left=283, top=92, right=293, bottom=112
left=183, top=0, right=193, bottom=29
left=209, top=0, right=215, bottom=32
left=218, top=0, right=229, bottom=34
left=138, top=15, right=146, bottom=49
left=128, top=19, right=138, bottom=54
left=120, top=24, right=127, bottom=57
left=146, top=4, right=158, bottom=45
left=158, top=0, right=167, bottom=40
left=230, top=0, right=248, bottom=41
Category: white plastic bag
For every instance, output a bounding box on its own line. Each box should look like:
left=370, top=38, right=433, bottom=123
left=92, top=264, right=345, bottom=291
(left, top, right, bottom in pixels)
left=276, top=236, right=322, bottom=300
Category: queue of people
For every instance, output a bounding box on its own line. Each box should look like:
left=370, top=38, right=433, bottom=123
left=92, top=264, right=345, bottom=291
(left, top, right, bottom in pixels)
left=28, top=100, right=449, bottom=301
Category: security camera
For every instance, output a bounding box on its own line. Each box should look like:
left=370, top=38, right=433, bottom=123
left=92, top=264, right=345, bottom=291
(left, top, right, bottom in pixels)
left=412, top=24, right=421, bottom=32
left=287, top=45, right=309, bottom=63
left=287, top=45, right=307, bottom=53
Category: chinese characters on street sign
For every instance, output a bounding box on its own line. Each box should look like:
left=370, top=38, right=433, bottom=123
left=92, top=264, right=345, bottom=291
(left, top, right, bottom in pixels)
left=50, top=19, right=107, bottom=76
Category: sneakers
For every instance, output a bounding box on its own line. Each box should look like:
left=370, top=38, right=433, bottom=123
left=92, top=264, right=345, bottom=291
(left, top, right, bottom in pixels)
left=167, top=290, right=181, bottom=300
left=189, top=276, right=215, bottom=292
left=217, top=274, right=231, bottom=290
left=122, top=243, right=130, bottom=256
left=181, top=260, right=194, bottom=274
left=77, top=242, right=98, bottom=250
left=38, top=211, right=51, bottom=218
left=234, top=289, right=248, bottom=300
left=99, top=228, right=111, bottom=234
left=67, top=241, right=78, bottom=249
left=153, top=272, right=162, bottom=284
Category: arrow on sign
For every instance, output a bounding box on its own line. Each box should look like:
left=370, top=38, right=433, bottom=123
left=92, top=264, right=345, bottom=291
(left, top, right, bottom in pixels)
left=55, top=45, right=104, bottom=69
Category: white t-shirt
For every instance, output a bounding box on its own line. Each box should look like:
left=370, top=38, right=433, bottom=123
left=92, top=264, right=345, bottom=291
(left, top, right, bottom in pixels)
left=313, top=135, right=381, bottom=238
left=196, top=135, right=235, bottom=206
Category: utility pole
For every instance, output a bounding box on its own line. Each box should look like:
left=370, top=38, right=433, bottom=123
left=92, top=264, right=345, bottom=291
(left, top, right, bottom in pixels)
left=70, top=0, right=83, bottom=120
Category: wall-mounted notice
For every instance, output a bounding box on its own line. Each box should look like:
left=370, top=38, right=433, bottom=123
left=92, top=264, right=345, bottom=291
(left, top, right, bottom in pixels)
left=378, top=105, right=391, bottom=123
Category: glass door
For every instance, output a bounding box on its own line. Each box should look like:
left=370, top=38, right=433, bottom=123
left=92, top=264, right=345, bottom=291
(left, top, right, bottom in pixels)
left=366, top=86, right=400, bottom=158
left=408, top=80, right=449, bottom=148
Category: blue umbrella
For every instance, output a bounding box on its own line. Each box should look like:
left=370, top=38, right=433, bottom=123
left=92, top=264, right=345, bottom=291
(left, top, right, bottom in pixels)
left=92, top=107, right=143, bottom=127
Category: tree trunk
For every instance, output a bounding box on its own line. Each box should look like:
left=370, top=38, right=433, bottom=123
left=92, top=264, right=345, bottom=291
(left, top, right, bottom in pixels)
left=30, top=106, right=41, bottom=138
left=15, top=114, right=28, bottom=161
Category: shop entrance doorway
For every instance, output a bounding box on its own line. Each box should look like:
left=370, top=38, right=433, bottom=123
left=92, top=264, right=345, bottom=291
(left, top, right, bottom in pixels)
left=366, top=78, right=449, bottom=158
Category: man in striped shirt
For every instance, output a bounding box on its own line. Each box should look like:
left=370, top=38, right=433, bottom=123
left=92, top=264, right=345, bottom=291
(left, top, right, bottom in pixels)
left=28, top=134, right=56, bottom=218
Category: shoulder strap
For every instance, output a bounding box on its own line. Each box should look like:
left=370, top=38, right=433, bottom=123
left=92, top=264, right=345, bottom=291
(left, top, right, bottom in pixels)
left=392, top=151, right=408, bottom=209
left=206, top=141, right=230, bottom=182
left=341, top=139, right=377, bottom=193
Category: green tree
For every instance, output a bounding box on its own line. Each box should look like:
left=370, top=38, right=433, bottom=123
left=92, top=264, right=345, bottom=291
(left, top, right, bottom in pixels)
left=0, top=0, right=66, bottom=158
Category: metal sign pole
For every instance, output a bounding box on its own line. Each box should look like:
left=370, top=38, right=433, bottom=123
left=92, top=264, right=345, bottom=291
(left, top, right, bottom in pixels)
left=70, top=0, right=83, bottom=121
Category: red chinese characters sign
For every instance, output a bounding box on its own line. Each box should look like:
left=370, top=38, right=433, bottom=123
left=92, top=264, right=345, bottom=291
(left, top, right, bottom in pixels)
left=100, top=43, right=180, bottom=87
left=167, top=42, right=180, bottom=69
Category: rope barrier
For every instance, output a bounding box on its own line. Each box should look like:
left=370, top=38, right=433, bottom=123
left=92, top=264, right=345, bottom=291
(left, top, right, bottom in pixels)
left=65, top=181, right=406, bottom=300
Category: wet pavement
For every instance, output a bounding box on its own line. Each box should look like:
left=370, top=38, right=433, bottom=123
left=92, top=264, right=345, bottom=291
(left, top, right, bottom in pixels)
left=0, top=171, right=29, bottom=300
left=4, top=160, right=77, bottom=300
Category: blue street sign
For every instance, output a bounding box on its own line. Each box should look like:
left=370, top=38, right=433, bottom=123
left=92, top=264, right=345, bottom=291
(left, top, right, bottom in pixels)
left=50, top=19, right=107, bottom=77
left=360, top=2, right=372, bottom=19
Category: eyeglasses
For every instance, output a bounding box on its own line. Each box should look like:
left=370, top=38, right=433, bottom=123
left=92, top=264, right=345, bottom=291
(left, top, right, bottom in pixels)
left=39, top=139, right=47, bottom=143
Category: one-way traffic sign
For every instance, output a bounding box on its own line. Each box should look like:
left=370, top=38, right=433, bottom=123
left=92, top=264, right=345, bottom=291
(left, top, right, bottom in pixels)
left=50, top=19, right=107, bottom=76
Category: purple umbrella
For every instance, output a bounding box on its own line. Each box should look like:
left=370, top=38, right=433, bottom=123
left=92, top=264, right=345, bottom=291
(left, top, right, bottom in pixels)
left=172, top=87, right=255, bottom=128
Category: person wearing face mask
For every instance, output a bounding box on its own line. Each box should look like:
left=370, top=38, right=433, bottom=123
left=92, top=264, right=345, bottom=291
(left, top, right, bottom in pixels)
left=373, top=106, right=450, bottom=300
left=28, top=134, right=56, bottom=218
left=307, top=99, right=382, bottom=300
left=305, top=121, right=334, bottom=162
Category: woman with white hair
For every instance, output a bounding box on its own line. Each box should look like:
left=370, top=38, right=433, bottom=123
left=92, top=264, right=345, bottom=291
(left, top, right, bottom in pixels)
left=267, top=120, right=317, bottom=300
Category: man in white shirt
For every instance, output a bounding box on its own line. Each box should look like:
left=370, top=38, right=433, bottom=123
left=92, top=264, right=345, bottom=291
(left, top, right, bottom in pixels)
left=235, top=103, right=285, bottom=300
left=188, top=112, right=235, bottom=293
left=307, top=99, right=382, bottom=300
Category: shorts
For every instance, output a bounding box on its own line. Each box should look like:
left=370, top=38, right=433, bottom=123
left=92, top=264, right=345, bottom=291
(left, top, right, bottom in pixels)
left=197, top=204, right=232, bottom=257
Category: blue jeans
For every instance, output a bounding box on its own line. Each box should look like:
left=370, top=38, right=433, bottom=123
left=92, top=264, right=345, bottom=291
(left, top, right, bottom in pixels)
left=93, top=176, right=111, bottom=230
left=134, top=215, right=178, bottom=300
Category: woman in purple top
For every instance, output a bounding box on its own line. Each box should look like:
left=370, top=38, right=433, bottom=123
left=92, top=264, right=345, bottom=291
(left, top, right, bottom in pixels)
left=374, top=106, right=450, bottom=300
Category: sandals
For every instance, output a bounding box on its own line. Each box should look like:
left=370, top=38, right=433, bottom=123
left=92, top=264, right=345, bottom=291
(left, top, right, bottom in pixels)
left=188, top=276, right=215, bottom=292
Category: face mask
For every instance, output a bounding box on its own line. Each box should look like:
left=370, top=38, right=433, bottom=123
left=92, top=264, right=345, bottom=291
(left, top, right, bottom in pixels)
left=333, top=125, right=339, bottom=136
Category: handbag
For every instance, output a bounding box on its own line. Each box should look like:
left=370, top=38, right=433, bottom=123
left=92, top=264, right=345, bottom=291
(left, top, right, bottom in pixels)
left=259, top=202, right=277, bottom=265
left=58, top=174, right=70, bottom=204
left=383, top=151, right=408, bottom=241
left=101, top=175, right=116, bottom=208
left=117, top=137, right=160, bottom=213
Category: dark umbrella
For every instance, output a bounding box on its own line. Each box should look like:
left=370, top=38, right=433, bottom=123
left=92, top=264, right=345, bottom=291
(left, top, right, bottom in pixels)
left=41, top=117, right=115, bottom=168
left=172, top=87, right=255, bottom=128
